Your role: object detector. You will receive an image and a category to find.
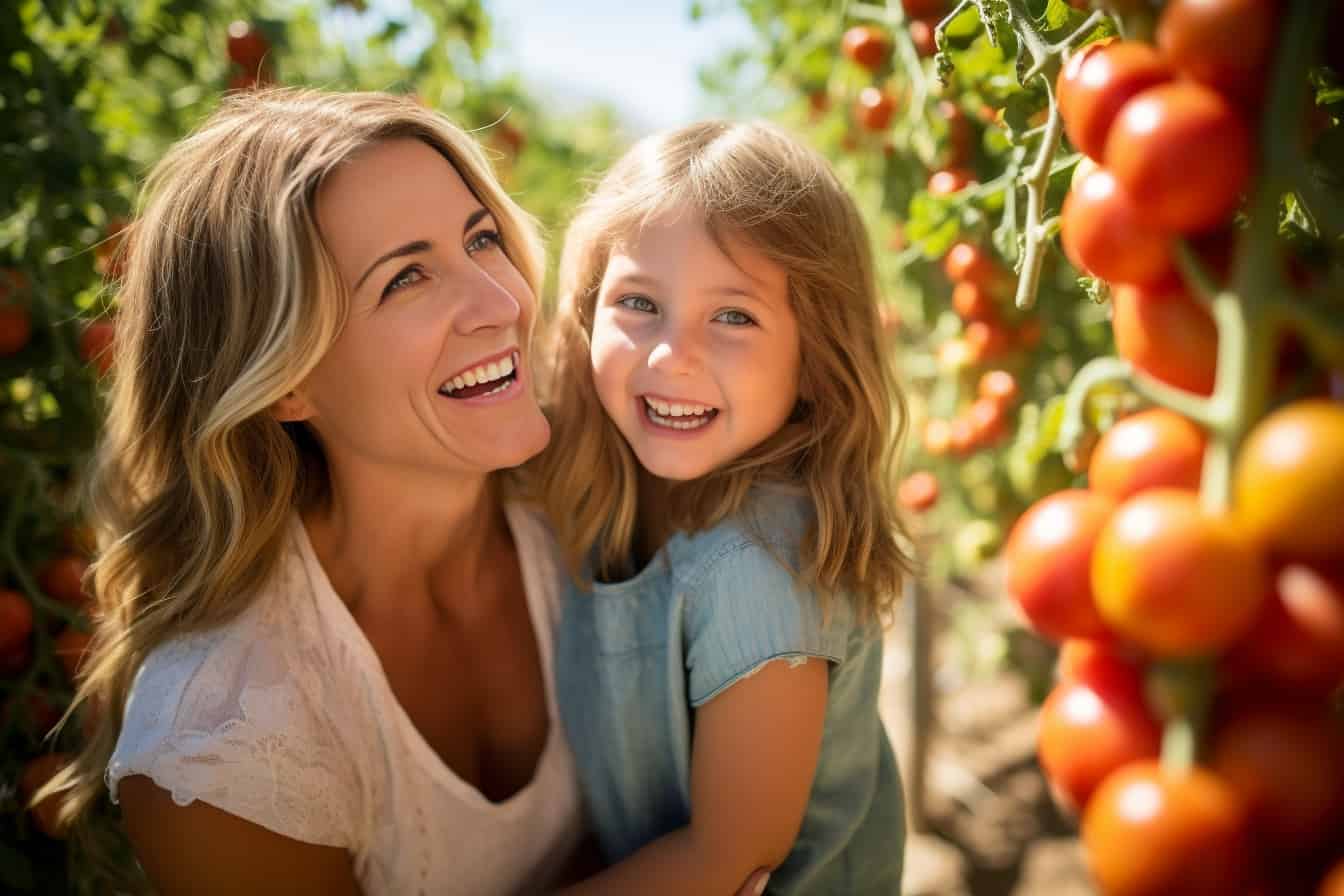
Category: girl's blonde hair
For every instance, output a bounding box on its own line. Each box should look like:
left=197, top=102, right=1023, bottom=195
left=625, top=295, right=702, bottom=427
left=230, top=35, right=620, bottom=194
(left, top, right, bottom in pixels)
left=537, top=119, right=911, bottom=618
left=40, top=88, right=545, bottom=884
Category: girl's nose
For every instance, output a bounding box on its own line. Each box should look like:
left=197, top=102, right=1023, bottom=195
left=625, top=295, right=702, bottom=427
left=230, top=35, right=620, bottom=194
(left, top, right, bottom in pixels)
left=646, top=322, right=703, bottom=376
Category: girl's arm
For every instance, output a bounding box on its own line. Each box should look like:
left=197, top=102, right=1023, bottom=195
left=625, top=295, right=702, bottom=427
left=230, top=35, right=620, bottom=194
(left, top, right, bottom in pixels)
left=119, top=775, right=363, bottom=895
left=556, top=658, right=829, bottom=896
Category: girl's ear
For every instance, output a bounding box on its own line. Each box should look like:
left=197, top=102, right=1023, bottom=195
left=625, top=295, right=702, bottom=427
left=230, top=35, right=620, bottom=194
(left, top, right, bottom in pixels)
left=271, top=389, right=316, bottom=423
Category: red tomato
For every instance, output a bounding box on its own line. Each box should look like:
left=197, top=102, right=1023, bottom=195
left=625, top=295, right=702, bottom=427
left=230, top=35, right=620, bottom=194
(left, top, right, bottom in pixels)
left=978, top=370, right=1019, bottom=408
left=80, top=318, right=115, bottom=377
left=1057, top=41, right=1172, bottom=162
left=1234, top=400, right=1344, bottom=558
left=1004, top=490, right=1117, bottom=642
left=909, top=18, right=937, bottom=57
left=20, top=753, right=70, bottom=839
left=938, top=100, right=972, bottom=167
left=841, top=26, right=889, bottom=71
left=943, top=241, right=1005, bottom=290
left=1222, top=563, right=1344, bottom=696
left=0, top=589, right=34, bottom=655
left=1092, top=489, right=1266, bottom=657
left=953, top=281, right=998, bottom=322
left=1056, top=638, right=1146, bottom=693
left=967, top=397, right=1008, bottom=445
left=1105, top=82, right=1252, bottom=234
left=1082, top=761, right=1251, bottom=896
left=923, top=419, right=952, bottom=456
left=854, top=87, right=897, bottom=132
left=226, top=20, right=270, bottom=70
left=948, top=416, right=976, bottom=456
left=1088, top=408, right=1207, bottom=501
left=964, top=320, right=1011, bottom=363
left=1210, top=703, right=1344, bottom=852
left=1156, top=0, right=1277, bottom=107
left=1061, top=168, right=1175, bottom=286
left=899, top=472, right=940, bottom=512
left=1016, top=317, right=1043, bottom=349
left=0, top=267, right=32, bottom=356
left=38, top=555, right=89, bottom=609
left=1111, top=283, right=1218, bottom=396
left=901, top=0, right=946, bottom=16
left=928, top=167, right=975, bottom=196
left=1038, top=674, right=1162, bottom=811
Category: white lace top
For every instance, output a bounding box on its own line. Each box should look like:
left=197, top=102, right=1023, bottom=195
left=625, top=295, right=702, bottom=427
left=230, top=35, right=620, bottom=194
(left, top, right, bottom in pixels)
left=106, top=502, right=585, bottom=895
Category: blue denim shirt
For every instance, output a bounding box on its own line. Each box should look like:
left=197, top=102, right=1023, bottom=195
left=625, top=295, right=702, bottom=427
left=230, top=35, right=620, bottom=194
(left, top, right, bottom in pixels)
left=555, top=488, right=905, bottom=894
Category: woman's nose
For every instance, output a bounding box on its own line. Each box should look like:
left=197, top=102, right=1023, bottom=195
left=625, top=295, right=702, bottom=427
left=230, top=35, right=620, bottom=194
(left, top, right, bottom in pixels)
left=454, top=267, right=523, bottom=334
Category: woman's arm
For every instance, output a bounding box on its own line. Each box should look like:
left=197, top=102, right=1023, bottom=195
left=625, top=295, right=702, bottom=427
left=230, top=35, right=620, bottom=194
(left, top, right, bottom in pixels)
left=556, top=658, right=828, bottom=896
left=118, top=775, right=363, bottom=896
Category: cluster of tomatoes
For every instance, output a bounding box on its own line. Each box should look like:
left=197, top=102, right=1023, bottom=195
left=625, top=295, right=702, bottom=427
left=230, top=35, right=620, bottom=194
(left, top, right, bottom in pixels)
left=0, top=267, right=116, bottom=376
left=998, top=1, right=1344, bottom=892
left=840, top=0, right=952, bottom=134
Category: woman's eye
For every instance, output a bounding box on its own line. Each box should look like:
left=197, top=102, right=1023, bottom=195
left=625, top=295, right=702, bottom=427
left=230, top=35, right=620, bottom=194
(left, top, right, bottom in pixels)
left=466, top=229, right=504, bottom=254
left=382, top=264, right=425, bottom=300
left=714, top=308, right=755, bottom=326
left=618, top=294, right=657, bottom=314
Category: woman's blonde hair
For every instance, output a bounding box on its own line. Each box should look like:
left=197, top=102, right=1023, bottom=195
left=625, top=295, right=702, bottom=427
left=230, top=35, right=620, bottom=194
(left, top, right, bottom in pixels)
left=38, top=88, right=545, bottom=885
left=537, top=119, right=911, bottom=618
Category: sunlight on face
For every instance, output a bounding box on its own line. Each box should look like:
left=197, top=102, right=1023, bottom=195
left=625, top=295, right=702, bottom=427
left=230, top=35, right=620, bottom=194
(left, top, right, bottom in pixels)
left=589, top=208, right=800, bottom=481
left=302, top=138, right=550, bottom=479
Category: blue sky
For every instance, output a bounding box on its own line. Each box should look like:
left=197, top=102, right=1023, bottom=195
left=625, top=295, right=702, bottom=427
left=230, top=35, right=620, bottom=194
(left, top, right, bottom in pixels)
left=481, top=1, right=758, bottom=133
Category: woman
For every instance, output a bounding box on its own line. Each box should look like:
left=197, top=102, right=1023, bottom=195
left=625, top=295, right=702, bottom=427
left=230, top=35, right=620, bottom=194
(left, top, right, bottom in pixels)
left=41, top=88, right=770, bottom=895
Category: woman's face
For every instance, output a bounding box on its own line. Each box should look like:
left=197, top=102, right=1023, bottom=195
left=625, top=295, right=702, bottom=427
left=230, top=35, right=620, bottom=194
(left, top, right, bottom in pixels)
left=296, top=137, right=550, bottom=479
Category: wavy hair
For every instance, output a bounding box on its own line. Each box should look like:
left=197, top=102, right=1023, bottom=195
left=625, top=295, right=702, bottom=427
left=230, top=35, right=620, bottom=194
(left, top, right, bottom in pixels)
left=536, top=119, right=911, bottom=619
left=36, top=88, right=545, bottom=887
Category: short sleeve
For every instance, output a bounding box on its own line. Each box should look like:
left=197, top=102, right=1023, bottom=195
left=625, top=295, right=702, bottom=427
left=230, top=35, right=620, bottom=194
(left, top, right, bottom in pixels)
left=683, top=538, right=851, bottom=707
left=106, top=625, right=358, bottom=850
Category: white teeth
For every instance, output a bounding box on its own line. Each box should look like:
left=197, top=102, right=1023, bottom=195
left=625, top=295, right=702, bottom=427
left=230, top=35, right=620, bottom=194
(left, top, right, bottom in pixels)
left=452, top=375, right=466, bottom=391
left=440, top=351, right=520, bottom=396
left=463, top=369, right=477, bottom=386
left=486, top=361, right=500, bottom=381
left=645, top=404, right=714, bottom=430
left=500, top=354, right=515, bottom=376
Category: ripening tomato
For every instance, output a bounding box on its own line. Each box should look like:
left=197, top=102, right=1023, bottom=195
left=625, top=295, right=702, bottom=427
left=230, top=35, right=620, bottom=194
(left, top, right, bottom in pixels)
left=38, top=555, right=89, bottom=609
left=953, top=281, right=998, bottom=322
left=1060, top=167, right=1175, bottom=286
left=1082, top=761, right=1252, bottom=896
left=80, top=318, right=115, bottom=377
left=928, top=167, right=975, bottom=196
left=1111, top=284, right=1218, bottom=396
left=1210, top=703, right=1344, bottom=852
left=854, top=87, right=897, bottom=132
left=226, top=20, right=270, bottom=70
left=978, top=370, right=1019, bottom=408
left=1004, top=489, right=1117, bottom=642
left=909, top=18, right=937, bottom=57
left=1105, top=82, right=1252, bottom=234
left=942, top=241, right=1005, bottom=290
left=948, top=416, right=976, bottom=456
left=54, top=626, right=92, bottom=682
left=1088, top=408, right=1207, bottom=501
left=1092, top=489, right=1266, bottom=657
left=1057, top=638, right=1146, bottom=692
left=1234, top=400, right=1344, bottom=558
left=0, top=589, right=34, bottom=655
left=1039, top=673, right=1162, bottom=811
left=967, top=397, right=1008, bottom=445
left=1156, top=0, right=1277, bottom=107
left=1222, top=563, right=1344, bottom=696
left=841, top=25, right=890, bottom=71
left=1057, top=40, right=1172, bottom=162
left=899, top=472, right=940, bottom=512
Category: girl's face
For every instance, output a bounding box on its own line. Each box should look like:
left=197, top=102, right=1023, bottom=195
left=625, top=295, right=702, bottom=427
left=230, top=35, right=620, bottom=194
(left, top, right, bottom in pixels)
left=295, top=138, right=550, bottom=479
left=590, top=209, right=801, bottom=481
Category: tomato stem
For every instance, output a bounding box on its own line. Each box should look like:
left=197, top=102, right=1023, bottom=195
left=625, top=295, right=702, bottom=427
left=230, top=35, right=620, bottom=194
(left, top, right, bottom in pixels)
left=1056, top=357, right=1218, bottom=457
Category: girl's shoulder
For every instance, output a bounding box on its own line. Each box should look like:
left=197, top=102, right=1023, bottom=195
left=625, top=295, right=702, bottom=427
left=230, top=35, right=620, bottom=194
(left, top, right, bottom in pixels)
left=669, top=484, right=814, bottom=585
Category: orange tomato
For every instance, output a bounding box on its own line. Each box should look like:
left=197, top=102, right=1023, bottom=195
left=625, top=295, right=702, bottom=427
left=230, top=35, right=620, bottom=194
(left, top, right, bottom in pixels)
left=978, top=370, right=1019, bottom=408
left=928, top=167, right=975, bottom=196
left=1234, top=400, right=1344, bottom=558
left=942, top=241, right=1006, bottom=290
left=37, top=554, right=89, bottom=609
left=1082, top=761, right=1251, bottom=896
left=899, top=472, right=940, bottom=512
left=1092, top=489, right=1266, bottom=657
left=1111, top=283, right=1218, bottom=396
left=1088, top=408, right=1207, bottom=501
left=953, top=281, right=998, bottom=322
left=841, top=25, right=890, bottom=72
left=964, top=320, right=1011, bottom=364
left=1156, top=0, right=1277, bottom=107
left=854, top=87, right=897, bottom=132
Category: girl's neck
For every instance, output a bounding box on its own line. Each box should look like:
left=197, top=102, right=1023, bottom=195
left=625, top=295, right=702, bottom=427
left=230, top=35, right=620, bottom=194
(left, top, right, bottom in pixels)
left=633, top=470, right=679, bottom=570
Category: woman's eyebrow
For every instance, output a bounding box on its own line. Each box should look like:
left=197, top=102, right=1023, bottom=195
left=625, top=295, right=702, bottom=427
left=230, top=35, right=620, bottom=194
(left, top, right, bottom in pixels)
left=351, top=208, right=494, bottom=291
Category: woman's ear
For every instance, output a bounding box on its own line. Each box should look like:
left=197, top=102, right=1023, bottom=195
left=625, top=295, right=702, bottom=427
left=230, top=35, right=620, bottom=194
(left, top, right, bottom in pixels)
left=271, top=390, right=316, bottom=423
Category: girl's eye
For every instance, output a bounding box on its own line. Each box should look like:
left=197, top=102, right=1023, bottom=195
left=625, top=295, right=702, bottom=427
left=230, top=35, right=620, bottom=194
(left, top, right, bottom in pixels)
left=381, top=264, right=425, bottom=300
left=714, top=308, right=755, bottom=326
left=618, top=294, right=657, bottom=314
left=466, top=229, right=504, bottom=254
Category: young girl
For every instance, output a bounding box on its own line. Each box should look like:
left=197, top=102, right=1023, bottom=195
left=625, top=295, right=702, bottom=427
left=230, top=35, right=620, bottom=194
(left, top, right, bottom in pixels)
left=538, top=120, right=912, bottom=894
